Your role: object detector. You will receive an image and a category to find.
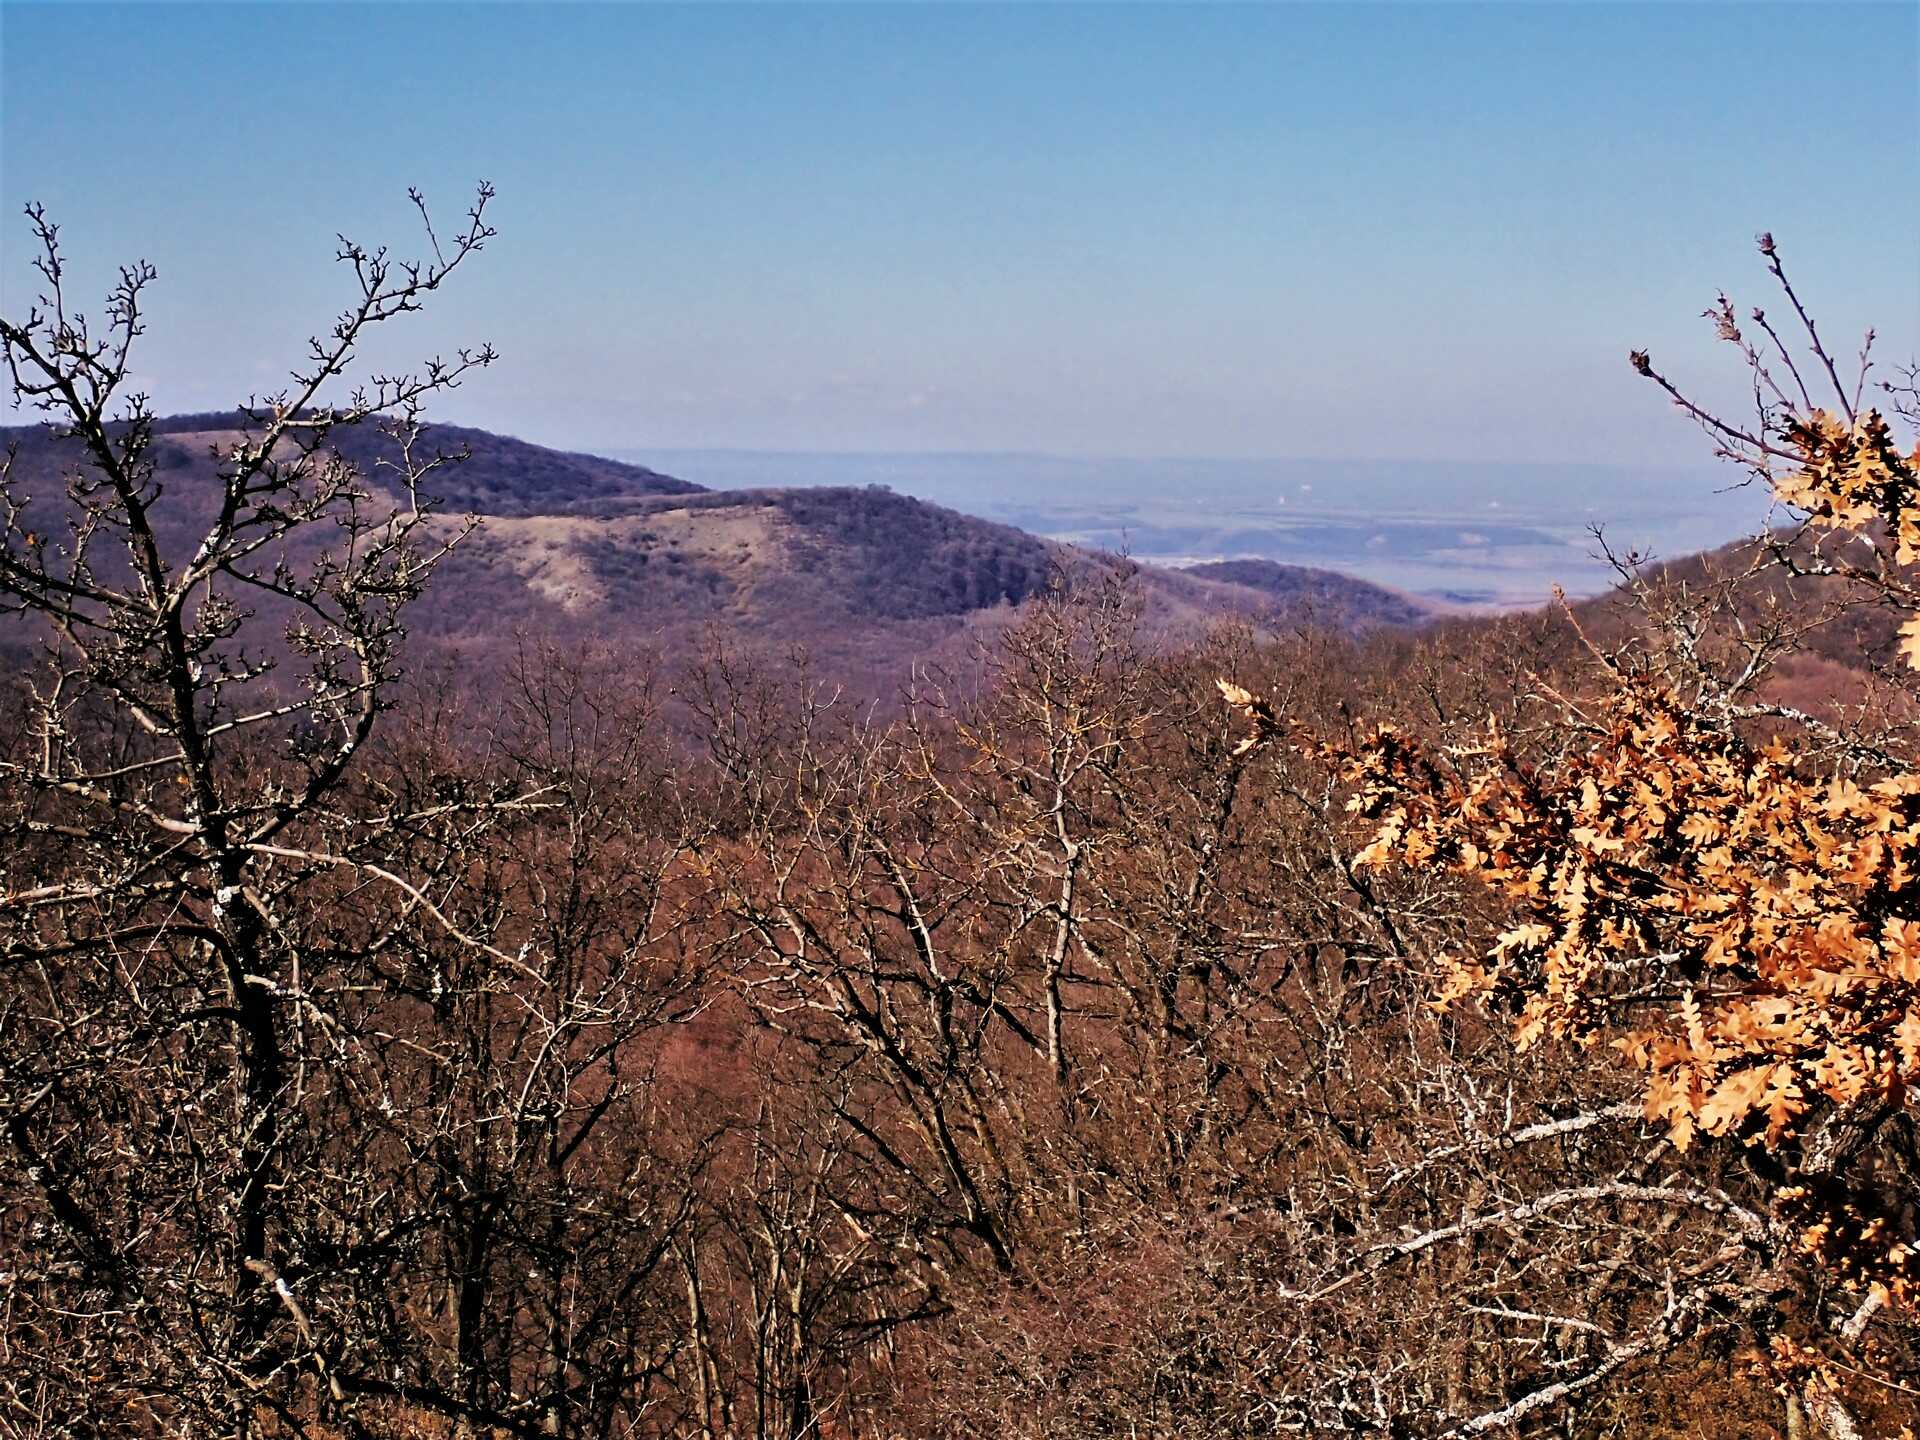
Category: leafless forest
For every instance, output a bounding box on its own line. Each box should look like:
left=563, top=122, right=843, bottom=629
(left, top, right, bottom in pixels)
left=3, top=191, right=1918, bottom=1438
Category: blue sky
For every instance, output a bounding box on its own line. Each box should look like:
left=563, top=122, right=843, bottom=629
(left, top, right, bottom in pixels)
left=2, top=2, right=1915, bottom=466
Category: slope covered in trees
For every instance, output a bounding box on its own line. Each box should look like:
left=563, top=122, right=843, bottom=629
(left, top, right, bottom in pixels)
left=2, top=195, right=1915, bottom=1440
left=150, top=409, right=708, bottom=512
left=1187, top=556, right=1435, bottom=630
left=1, top=410, right=1438, bottom=694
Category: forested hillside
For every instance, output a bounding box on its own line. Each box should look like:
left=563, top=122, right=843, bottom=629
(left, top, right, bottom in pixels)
left=3, top=194, right=1917, bottom=1440
left=0, top=413, right=1434, bottom=693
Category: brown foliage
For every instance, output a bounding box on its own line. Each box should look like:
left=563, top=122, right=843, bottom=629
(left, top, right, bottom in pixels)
left=1225, top=237, right=1920, bottom=1433
left=7, top=205, right=1916, bottom=1440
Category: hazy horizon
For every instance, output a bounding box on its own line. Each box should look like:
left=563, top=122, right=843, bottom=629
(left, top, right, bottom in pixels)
left=4, top=2, right=1914, bottom=471
left=2, top=1, right=1906, bottom=603
left=621, top=444, right=1772, bottom=606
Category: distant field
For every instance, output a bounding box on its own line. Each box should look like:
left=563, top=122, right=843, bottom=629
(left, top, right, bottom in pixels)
left=631, top=449, right=1776, bottom=607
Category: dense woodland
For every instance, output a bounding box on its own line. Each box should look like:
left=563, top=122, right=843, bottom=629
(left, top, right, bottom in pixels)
left=3, top=192, right=1919, bottom=1439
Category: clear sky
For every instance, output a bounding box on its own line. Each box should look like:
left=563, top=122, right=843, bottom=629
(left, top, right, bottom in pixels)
left=2, top=2, right=1915, bottom=466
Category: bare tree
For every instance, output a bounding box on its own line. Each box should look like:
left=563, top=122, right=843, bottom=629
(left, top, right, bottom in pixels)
left=1217, top=236, right=1920, bottom=1437
left=0, top=190, right=711, bottom=1440
left=9, top=196, right=1907, bottom=1440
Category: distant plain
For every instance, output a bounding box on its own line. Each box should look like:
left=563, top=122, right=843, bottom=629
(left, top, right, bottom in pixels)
left=632, top=450, right=1776, bottom=608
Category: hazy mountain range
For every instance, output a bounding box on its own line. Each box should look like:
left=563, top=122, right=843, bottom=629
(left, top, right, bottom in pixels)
left=6, top=415, right=1796, bottom=702
left=0, top=418, right=1437, bottom=690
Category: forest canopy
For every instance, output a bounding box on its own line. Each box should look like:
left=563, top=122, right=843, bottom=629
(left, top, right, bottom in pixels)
left=2, top=195, right=1917, bottom=1440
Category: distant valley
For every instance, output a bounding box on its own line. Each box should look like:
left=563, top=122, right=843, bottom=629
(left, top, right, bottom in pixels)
left=626, top=449, right=1776, bottom=608
left=1, top=418, right=1438, bottom=691
left=9, top=417, right=1784, bottom=700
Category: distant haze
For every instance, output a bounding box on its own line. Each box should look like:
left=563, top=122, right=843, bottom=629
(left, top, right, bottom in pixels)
left=3, top=3, right=1913, bottom=471
left=626, top=450, right=1774, bottom=608
left=0, top=3, right=1906, bottom=602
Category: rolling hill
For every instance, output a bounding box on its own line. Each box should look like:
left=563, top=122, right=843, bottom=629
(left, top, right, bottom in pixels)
left=1183, top=557, right=1434, bottom=630
left=1, top=415, right=1440, bottom=687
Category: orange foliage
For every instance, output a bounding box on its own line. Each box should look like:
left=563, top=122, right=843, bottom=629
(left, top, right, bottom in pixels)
left=1227, top=252, right=1920, bottom=1323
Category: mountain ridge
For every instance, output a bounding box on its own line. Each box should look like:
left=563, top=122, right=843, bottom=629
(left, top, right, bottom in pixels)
left=1, top=415, right=1442, bottom=687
